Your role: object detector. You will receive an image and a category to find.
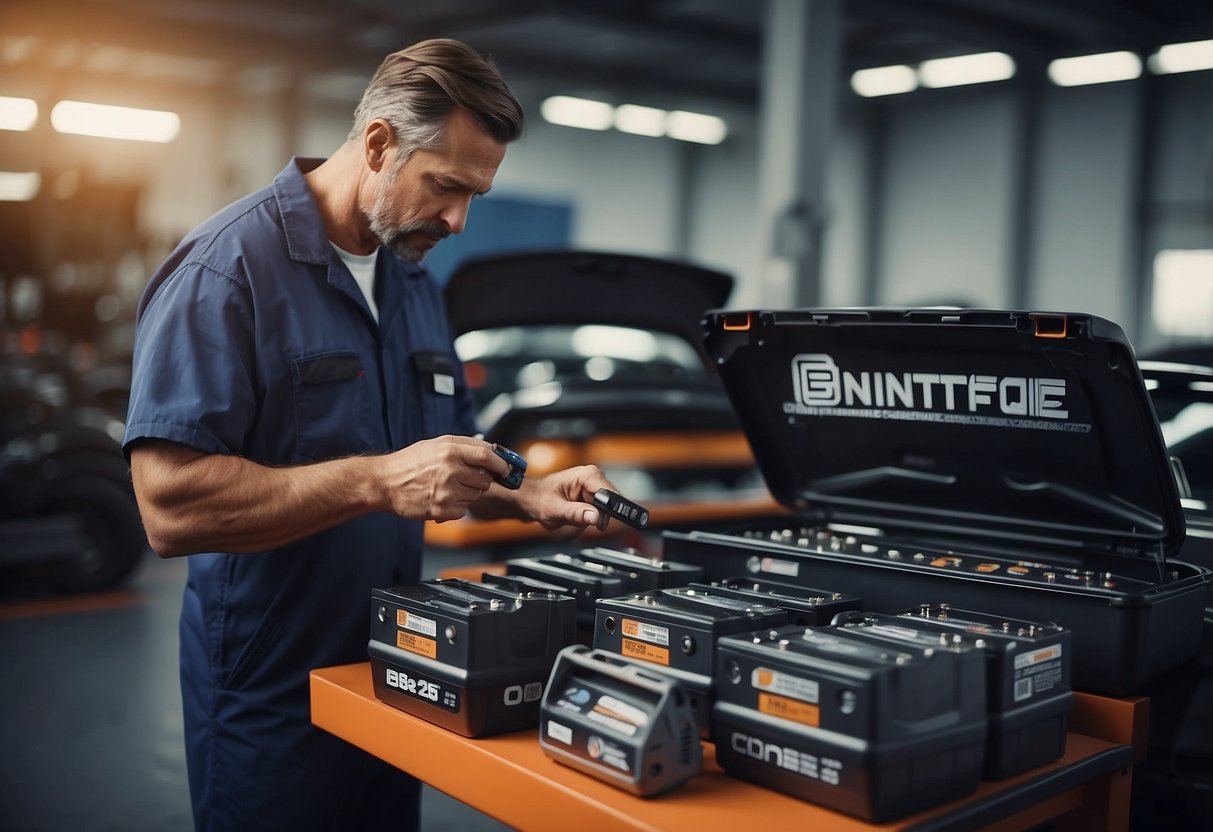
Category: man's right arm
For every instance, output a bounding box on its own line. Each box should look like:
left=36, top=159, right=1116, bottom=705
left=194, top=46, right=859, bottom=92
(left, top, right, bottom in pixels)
left=129, top=436, right=508, bottom=557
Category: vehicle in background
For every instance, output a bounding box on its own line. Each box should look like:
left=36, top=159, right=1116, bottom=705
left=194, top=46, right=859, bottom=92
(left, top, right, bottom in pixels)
left=432, top=251, right=781, bottom=553
left=0, top=329, right=146, bottom=593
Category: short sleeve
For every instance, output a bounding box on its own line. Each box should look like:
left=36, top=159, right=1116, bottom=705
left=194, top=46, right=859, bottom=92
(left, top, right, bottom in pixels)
left=123, top=262, right=257, bottom=458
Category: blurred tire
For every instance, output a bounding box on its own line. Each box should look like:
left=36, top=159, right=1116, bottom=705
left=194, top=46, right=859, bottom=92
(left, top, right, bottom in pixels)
left=34, top=476, right=147, bottom=593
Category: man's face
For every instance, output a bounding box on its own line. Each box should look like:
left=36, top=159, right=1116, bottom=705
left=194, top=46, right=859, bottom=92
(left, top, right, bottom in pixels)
left=367, top=107, right=506, bottom=261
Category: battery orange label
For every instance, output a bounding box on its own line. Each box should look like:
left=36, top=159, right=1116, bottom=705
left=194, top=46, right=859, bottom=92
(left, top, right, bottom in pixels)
left=396, top=630, right=437, bottom=659
left=758, top=692, right=820, bottom=727
left=621, top=638, right=670, bottom=666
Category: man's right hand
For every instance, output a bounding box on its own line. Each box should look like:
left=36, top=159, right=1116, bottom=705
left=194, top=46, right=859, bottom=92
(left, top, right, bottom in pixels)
left=376, top=435, right=511, bottom=522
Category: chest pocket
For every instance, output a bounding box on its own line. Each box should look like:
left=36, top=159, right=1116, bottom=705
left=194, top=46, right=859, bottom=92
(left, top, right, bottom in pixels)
left=290, top=351, right=375, bottom=461
left=412, top=350, right=457, bottom=440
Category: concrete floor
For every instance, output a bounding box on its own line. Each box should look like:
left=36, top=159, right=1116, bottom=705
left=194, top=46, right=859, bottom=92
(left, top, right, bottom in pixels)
left=0, top=549, right=511, bottom=832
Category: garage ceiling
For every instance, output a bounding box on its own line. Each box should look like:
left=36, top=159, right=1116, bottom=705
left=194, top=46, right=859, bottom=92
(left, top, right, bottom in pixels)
left=1, top=0, right=1210, bottom=114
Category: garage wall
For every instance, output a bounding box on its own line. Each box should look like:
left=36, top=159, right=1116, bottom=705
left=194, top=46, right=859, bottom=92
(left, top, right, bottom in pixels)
left=28, top=66, right=1209, bottom=349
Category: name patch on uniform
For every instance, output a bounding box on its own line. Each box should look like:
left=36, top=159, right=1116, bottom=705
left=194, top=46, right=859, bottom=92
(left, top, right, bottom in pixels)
left=413, top=351, right=456, bottom=397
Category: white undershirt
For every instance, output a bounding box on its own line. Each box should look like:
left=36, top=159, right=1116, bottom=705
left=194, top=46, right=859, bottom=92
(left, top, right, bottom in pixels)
left=331, top=243, right=380, bottom=322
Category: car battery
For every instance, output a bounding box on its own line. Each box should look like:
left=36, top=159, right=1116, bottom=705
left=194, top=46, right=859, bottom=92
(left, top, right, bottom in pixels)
left=504, top=555, right=628, bottom=629
left=692, top=576, right=862, bottom=626
left=891, top=605, right=1073, bottom=779
left=713, top=622, right=987, bottom=822
left=368, top=578, right=576, bottom=737
left=592, top=587, right=788, bottom=737
left=664, top=308, right=1210, bottom=696
left=538, top=645, right=702, bottom=797
left=576, top=546, right=707, bottom=590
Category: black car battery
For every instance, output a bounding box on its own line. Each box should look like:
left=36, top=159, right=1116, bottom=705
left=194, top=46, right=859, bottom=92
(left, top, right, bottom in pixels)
left=692, top=576, right=862, bottom=626
left=368, top=579, right=576, bottom=737
left=664, top=308, right=1210, bottom=696
left=592, top=587, right=788, bottom=737
left=538, top=645, right=702, bottom=797
left=890, top=605, right=1073, bottom=779
left=713, top=622, right=987, bottom=822
left=576, top=546, right=707, bottom=590
left=504, top=555, right=628, bottom=629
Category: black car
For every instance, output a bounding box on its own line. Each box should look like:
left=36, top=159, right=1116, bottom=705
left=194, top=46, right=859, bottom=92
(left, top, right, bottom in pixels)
left=0, top=342, right=146, bottom=593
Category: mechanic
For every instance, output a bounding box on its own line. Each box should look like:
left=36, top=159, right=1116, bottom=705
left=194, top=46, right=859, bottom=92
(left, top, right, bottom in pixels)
left=124, top=38, right=615, bottom=831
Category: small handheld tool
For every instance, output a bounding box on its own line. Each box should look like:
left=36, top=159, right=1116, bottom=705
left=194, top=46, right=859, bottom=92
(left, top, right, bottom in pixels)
left=492, top=445, right=527, bottom=489
left=593, top=489, right=650, bottom=530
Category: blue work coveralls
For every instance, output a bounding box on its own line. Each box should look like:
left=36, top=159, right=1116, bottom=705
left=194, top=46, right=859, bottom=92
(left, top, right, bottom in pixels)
left=124, top=158, right=478, bottom=830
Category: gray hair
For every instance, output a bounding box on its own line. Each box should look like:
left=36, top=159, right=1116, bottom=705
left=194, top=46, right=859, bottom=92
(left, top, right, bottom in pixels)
left=347, top=38, right=524, bottom=161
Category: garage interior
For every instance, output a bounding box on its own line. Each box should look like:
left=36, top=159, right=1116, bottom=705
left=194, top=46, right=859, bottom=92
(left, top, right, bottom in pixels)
left=1, top=1, right=1211, bottom=830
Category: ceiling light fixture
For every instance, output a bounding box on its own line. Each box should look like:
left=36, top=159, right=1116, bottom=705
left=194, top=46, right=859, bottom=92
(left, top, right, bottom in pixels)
left=1048, top=51, right=1142, bottom=86
left=614, top=104, right=666, bottom=137
left=1149, top=39, right=1213, bottom=75
left=540, top=95, right=614, bottom=131
left=0, top=96, right=38, bottom=131
left=665, top=110, right=727, bottom=145
left=851, top=65, right=918, bottom=97
left=919, top=52, right=1016, bottom=88
left=0, top=171, right=41, bottom=201
left=50, top=100, right=180, bottom=142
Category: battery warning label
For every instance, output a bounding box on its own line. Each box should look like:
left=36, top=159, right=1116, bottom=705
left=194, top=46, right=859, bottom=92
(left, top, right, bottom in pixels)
left=397, top=609, right=437, bottom=638
left=621, top=638, right=670, bottom=666
left=621, top=618, right=669, bottom=646
left=759, top=692, right=821, bottom=727
left=1013, top=644, right=1064, bottom=702
left=396, top=630, right=437, bottom=659
left=753, top=666, right=820, bottom=704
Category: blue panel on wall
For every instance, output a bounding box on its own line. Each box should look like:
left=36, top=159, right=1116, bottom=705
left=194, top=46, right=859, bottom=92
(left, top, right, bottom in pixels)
left=422, top=194, right=573, bottom=285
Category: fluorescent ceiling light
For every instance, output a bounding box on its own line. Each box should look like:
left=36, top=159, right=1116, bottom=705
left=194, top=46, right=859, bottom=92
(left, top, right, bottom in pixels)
left=919, top=52, right=1016, bottom=88
left=851, top=65, right=918, bottom=97
left=50, top=100, right=180, bottom=142
left=666, top=110, right=727, bottom=145
left=0, top=96, right=38, bottom=131
left=1048, top=51, right=1141, bottom=86
left=0, top=171, right=41, bottom=201
left=614, top=104, right=666, bottom=137
left=540, top=95, right=613, bottom=131
left=1150, top=39, right=1213, bottom=74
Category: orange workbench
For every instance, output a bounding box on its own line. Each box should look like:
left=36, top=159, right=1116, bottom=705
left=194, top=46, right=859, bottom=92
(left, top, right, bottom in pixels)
left=311, top=662, right=1139, bottom=831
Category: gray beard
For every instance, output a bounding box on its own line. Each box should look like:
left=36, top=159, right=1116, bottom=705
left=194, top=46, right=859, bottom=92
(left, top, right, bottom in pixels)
left=368, top=167, right=449, bottom=262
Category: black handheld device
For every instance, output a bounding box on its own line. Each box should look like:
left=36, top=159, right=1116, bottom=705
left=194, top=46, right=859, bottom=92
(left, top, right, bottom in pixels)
left=593, top=489, right=650, bottom=530
left=492, top=445, right=527, bottom=489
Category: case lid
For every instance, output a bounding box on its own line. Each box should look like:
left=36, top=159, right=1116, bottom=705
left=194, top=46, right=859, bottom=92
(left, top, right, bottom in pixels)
left=702, top=308, right=1185, bottom=560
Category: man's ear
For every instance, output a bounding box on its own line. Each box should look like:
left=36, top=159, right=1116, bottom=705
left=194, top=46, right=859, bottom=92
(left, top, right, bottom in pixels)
left=364, top=119, right=394, bottom=172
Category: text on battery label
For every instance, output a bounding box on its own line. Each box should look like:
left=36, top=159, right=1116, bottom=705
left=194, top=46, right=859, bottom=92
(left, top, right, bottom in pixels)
left=753, top=666, right=820, bottom=704
left=621, top=618, right=670, bottom=646
left=730, top=733, right=842, bottom=785
left=621, top=638, right=670, bottom=666
left=1014, top=644, right=1062, bottom=669
left=759, top=693, right=822, bottom=727
left=1013, top=659, right=1064, bottom=701
left=397, top=609, right=437, bottom=638
left=396, top=630, right=437, bottom=659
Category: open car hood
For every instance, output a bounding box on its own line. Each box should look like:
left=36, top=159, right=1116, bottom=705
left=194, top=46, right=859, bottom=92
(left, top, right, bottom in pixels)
left=443, top=250, right=733, bottom=356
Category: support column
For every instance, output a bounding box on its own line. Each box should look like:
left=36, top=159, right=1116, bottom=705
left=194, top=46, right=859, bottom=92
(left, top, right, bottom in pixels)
left=755, top=0, right=842, bottom=308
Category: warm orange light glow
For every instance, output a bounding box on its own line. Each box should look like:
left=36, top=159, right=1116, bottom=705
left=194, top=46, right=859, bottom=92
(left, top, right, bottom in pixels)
left=50, top=100, right=180, bottom=142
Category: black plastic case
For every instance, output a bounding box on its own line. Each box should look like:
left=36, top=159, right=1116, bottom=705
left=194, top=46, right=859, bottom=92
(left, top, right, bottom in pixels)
left=592, top=587, right=788, bottom=737
left=368, top=579, right=576, bottom=737
left=538, top=645, right=702, bottom=797
left=890, top=605, right=1073, bottom=779
left=713, top=622, right=987, bottom=822
left=665, top=308, right=1209, bottom=695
